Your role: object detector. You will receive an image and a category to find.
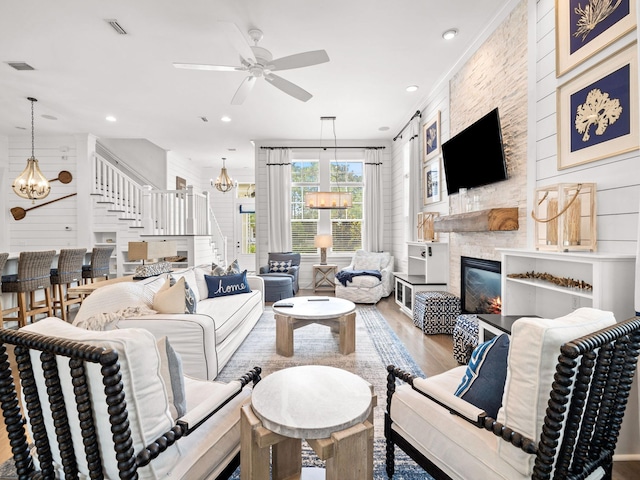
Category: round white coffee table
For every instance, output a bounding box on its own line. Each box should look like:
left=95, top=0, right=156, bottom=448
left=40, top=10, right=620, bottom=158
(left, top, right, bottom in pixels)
left=272, top=296, right=357, bottom=356
left=240, top=365, right=374, bottom=480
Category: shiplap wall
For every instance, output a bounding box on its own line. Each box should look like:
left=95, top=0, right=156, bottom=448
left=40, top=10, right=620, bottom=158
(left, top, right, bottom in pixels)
left=534, top=0, right=640, bottom=254
left=5, top=135, right=79, bottom=251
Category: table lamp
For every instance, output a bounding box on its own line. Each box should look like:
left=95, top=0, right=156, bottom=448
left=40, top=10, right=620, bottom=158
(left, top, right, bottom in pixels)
left=314, top=234, right=333, bottom=265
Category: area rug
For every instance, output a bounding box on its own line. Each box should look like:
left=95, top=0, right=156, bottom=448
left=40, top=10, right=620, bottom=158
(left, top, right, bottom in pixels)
left=216, top=305, right=432, bottom=479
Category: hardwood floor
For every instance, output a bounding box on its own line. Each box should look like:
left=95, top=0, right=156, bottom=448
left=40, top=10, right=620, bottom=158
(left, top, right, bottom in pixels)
left=0, top=292, right=637, bottom=479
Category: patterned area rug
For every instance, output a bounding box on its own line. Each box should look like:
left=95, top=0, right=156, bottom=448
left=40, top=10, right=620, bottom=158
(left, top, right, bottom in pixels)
left=216, top=305, right=432, bottom=479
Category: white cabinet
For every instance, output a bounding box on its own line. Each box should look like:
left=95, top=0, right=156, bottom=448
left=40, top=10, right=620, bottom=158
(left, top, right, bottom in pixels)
left=394, top=242, right=449, bottom=317
left=498, top=249, right=636, bottom=323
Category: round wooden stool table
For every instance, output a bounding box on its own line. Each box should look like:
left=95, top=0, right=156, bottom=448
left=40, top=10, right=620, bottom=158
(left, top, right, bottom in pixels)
left=240, top=365, right=375, bottom=480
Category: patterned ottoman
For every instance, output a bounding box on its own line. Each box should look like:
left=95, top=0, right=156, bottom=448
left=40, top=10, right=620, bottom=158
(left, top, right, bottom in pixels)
left=453, top=314, right=479, bottom=364
left=413, top=291, right=461, bottom=335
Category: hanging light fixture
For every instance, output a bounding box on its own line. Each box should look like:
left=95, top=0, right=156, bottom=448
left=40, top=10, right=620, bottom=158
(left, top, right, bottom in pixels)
left=304, top=117, right=352, bottom=209
left=12, top=97, right=51, bottom=201
left=212, top=157, right=236, bottom=193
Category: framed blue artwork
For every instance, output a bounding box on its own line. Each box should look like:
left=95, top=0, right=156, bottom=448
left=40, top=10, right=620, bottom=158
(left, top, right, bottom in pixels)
left=555, top=0, right=636, bottom=76
left=423, top=111, right=440, bottom=162
left=557, top=42, right=638, bottom=170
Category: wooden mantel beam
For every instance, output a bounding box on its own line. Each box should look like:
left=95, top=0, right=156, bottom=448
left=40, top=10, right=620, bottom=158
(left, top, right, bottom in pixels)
left=433, top=207, right=519, bottom=232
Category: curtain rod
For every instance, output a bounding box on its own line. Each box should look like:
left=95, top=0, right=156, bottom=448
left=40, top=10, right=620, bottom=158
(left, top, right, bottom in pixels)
left=261, top=146, right=385, bottom=150
left=393, top=110, right=421, bottom=142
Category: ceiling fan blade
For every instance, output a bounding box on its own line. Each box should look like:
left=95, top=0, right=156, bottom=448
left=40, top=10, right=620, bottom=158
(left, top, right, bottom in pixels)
left=265, top=73, right=312, bottom=102
left=231, top=76, right=257, bottom=105
left=269, top=50, right=330, bottom=71
left=173, top=62, right=245, bottom=72
left=219, top=21, right=256, bottom=64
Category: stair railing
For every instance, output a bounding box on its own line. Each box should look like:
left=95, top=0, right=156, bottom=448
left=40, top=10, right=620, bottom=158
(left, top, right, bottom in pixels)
left=209, top=207, right=228, bottom=266
left=141, top=186, right=212, bottom=236
left=92, top=153, right=143, bottom=226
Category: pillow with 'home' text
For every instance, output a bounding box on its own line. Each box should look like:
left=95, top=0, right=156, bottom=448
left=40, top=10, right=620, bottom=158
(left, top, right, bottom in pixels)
left=205, top=270, right=251, bottom=298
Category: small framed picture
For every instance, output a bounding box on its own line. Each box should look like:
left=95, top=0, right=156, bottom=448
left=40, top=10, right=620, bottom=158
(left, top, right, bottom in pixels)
left=555, top=0, right=636, bottom=77
left=423, top=111, right=441, bottom=162
left=557, top=42, right=638, bottom=170
left=423, top=157, right=441, bottom=205
left=176, top=176, right=187, bottom=190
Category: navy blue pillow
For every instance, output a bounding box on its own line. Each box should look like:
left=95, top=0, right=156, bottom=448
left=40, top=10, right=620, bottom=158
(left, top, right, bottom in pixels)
left=454, top=333, right=510, bottom=418
left=205, top=270, right=251, bottom=298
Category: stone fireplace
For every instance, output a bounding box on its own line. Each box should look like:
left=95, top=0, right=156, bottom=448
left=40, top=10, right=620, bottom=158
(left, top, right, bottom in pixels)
left=460, top=256, right=502, bottom=314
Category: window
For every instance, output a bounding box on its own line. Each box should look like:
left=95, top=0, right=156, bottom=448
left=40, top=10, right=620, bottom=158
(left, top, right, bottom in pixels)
left=291, top=154, right=364, bottom=255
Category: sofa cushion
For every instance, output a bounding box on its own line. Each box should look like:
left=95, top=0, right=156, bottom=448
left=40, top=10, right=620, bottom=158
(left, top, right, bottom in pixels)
left=269, top=260, right=292, bottom=273
left=196, top=289, right=262, bottom=346
left=336, top=274, right=382, bottom=288
left=497, top=308, right=616, bottom=475
left=205, top=271, right=251, bottom=298
left=21, top=317, right=177, bottom=479
left=353, top=254, right=382, bottom=271
left=454, top=334, right=509, bottom=419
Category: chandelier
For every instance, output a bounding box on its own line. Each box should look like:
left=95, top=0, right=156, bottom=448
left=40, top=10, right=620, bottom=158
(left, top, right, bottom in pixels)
left=212, top=157, right=236, bottom=193
left=304, top=116, right=352, bottom=209
left=12, top=97, right=51, bottom=201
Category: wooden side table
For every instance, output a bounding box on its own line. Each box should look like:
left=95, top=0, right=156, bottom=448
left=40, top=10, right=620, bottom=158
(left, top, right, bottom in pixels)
left=313, top=264, right=337, bottom=292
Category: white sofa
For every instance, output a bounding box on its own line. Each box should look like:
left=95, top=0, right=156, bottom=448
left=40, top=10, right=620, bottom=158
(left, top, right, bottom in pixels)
left=73, top=265, right=264, bottom=381
left=334, top=250, right=394, bottom=304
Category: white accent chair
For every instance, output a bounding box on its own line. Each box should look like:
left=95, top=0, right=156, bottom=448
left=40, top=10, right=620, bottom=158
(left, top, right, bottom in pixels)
left=385, top=308, right=640, bottom=479
left=334, top=250, right=394, bottom=304
left=0, top=317, right=261, bottom=479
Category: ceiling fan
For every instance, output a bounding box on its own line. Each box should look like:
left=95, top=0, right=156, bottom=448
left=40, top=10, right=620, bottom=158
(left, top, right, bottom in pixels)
left=173, top=23, right=330, bottom=105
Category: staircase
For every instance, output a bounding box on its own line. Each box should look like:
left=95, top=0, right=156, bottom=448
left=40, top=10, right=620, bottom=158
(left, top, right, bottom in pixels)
left=90, top=148, right=227, bottom=276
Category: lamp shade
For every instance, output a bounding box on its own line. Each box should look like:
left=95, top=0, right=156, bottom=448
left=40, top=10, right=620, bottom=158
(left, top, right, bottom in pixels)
left=128, top=241, right=177, bottom=261
left=314, top=234, right=333, bottom=248
left=305, top=192, right=352, bottom=209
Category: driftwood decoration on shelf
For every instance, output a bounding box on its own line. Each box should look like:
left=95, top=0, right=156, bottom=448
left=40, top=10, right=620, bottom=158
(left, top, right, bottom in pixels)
left=507, top=271, right=593, bottom=291
left=10, top=193, right=77, bottom=220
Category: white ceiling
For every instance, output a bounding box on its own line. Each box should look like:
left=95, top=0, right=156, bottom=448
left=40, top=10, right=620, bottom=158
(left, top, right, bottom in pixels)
left=0, top=0, right=511, bottom=172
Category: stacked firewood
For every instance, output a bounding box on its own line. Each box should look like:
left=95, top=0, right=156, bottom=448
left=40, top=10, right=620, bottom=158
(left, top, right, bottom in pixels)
left=507, top=271, right=592, bottom=291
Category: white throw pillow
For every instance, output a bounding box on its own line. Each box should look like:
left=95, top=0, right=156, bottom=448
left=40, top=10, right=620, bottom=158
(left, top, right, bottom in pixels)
left=353, top=252, right=382, bottom=271
left=73, top=282, right=148, bottom=326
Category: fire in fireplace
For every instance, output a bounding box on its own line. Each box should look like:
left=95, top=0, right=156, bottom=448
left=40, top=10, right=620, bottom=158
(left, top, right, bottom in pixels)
left=460, top=257, right=502, bottom=314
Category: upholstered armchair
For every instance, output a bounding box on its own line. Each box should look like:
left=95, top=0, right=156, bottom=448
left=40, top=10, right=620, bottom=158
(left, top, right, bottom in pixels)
left=385, top=308, right=640, bottom=480
left=0, top=317, right=261, bottom=480
left=334, top=250, right=394, bottom=304
left=258, top=252, right=301, bottom=294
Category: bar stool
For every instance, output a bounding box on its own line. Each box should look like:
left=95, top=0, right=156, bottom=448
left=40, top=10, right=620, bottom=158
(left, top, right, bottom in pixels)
left=1, top=250, right=55, bottom=327
left=50, top=248, right=86, bottom=321
left=0, top=253, right=9, bottom=328
left=82, top=246, right=114, bottom=284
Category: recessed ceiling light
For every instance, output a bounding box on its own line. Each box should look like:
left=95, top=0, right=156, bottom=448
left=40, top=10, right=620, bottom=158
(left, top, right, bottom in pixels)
left=442, top=29, right=458, bottom=40
left=405, top=85, right=419, bottom=92
left=378, top=126, right=390, bottom=131
left=105, top=115, right=117, bottom=122
left=221, top=116, right=231, bottom=122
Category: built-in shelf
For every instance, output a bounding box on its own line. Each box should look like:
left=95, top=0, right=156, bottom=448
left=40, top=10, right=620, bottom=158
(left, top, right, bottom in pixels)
left=433, top=207, right=518, bottom=232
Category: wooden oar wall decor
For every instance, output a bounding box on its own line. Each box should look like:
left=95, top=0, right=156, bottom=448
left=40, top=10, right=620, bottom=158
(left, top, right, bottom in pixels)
left=10, top=193, right=77, bottom=221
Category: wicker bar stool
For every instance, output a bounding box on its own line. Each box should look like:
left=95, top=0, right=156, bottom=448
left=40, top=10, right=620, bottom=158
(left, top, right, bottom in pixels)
left=50, top=248, right=86, bottom=321
left=82, top=246, right=114, bottom=283
left=0, top=253, right=9, bottom=328
left=1, top=250, right=55, bottom=327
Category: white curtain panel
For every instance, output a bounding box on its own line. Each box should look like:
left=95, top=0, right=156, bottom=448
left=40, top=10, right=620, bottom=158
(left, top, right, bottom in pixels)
left=364, top=149, right=384, bottom=252
left=266, top=148, right=292, bottom=252
left=408, top=116, right=421, bottom=242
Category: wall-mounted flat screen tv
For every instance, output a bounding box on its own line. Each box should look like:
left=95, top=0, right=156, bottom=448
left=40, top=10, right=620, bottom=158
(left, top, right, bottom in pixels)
left=441, top=108, right=508, bottom=195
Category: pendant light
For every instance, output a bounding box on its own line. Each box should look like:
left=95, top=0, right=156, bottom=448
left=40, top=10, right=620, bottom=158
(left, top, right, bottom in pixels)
left=304, top=117, right=352, bottom=209
left=212, top=157, right=236, bottom=193
left=12, top=97, right=51, bottom=201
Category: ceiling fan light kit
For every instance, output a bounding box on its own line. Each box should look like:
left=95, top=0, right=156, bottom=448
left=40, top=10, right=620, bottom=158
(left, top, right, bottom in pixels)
left=174, top=23, right=329, bottom=104
left=12, top=97, right=51, bottom=202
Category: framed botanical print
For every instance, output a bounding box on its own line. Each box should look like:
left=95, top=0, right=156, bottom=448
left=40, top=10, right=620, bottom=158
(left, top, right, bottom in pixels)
left=423, top=157, right=441, bottom=205
left=555, top=0, right=636, bottom=77
left=423, top=111, right=441, bottom=162
left=557, top=42, right=638, bottom=170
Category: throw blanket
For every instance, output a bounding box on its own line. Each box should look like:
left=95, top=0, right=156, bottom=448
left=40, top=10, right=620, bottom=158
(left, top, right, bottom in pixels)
left=74, top=305, right=157, bottom=331
left=336, top=269, right=382, bottom=287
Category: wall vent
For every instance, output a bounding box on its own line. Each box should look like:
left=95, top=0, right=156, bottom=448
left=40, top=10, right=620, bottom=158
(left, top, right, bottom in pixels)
left=6, top=62, right=35, bottom=71
left=105, top=19, right=127, bottom=35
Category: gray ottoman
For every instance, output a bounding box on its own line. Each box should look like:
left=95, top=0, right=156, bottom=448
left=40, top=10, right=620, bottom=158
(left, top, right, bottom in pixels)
left=261, top=276, right=294, bottom=302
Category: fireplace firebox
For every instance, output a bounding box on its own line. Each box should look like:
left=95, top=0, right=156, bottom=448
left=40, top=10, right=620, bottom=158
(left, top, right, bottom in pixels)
left=460, top=257, right=502, bottom=314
